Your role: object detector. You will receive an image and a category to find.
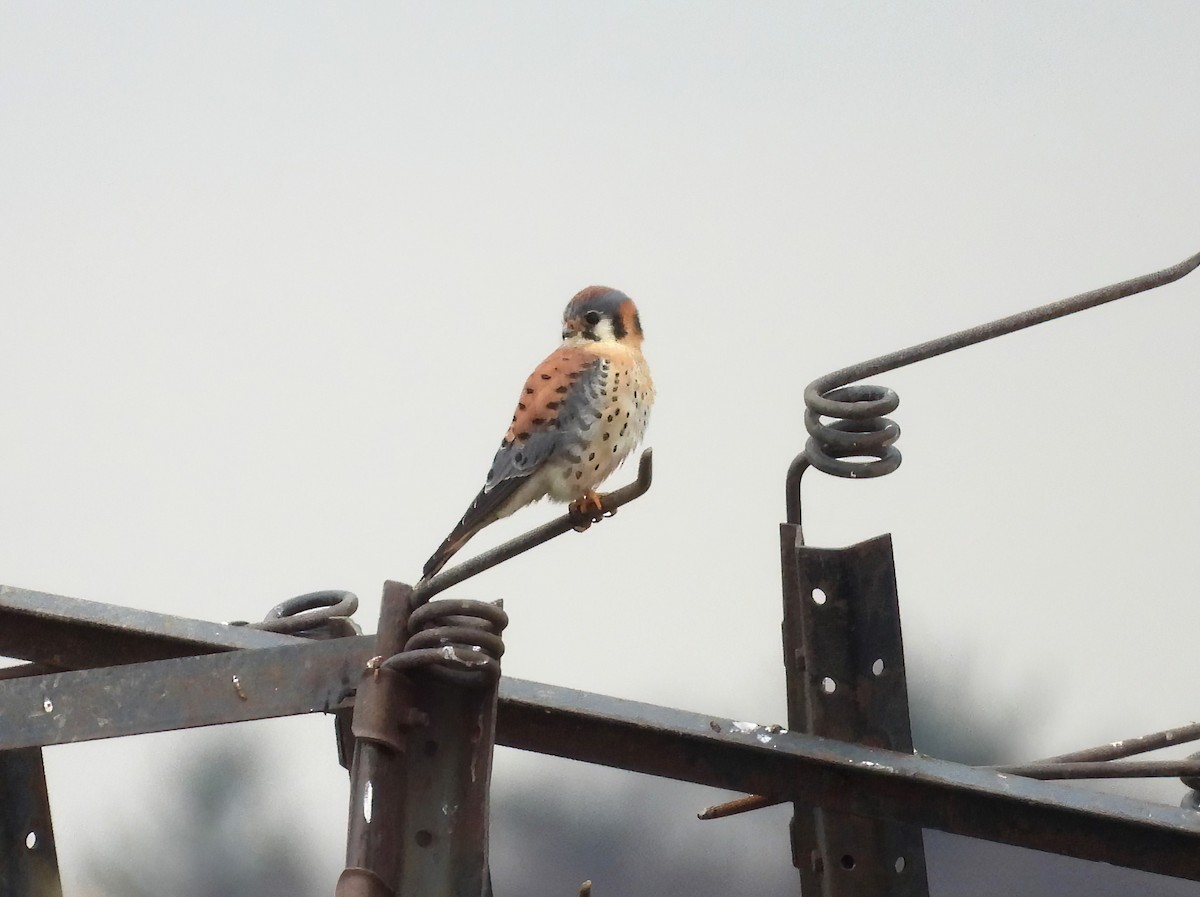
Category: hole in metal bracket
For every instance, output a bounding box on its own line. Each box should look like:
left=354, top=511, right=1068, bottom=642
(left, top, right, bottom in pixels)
left=821, top=677, right=837, bottom=694
left=811, top=587, right=827, bottom=605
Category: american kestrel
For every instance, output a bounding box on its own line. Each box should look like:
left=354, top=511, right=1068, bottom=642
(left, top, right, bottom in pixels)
left=421, top=286, right=654, bottom=581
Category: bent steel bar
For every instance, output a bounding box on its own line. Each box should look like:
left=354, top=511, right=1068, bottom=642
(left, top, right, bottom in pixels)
left=805, top=250, right=1200, bottom=433
left=789, top=250, right=1200, bottom=520
left=0, top=585, right=298, bottom=668
left=413, top=449, right=653, bottom=605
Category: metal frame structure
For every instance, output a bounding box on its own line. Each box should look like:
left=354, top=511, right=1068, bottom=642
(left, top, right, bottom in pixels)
left=3, top=251, right=1200, bottom=895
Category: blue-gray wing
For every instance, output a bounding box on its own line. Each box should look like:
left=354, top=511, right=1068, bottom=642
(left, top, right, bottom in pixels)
left=421, top=349, right=605, bottom=579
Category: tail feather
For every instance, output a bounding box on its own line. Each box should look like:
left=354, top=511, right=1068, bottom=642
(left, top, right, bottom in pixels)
left=421, top=521, right=485, bottom=581
left=421, top=477, right=528, bottom=581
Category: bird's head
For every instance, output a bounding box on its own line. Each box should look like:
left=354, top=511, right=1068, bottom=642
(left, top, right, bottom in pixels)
left=561, top=286, right=644, bottom=348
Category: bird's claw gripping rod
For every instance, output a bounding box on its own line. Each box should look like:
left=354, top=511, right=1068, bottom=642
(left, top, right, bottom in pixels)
left=413, top=449, right=654, bottom=606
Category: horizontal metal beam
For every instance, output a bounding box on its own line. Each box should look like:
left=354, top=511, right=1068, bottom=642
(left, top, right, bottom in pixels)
left=3, top=629, right=1199, bottom=880
left=0, top=638, right=374, bottom=748
left=494, top=679, right=1200, bottom=881
left=0, top=585, right=297, bottom=669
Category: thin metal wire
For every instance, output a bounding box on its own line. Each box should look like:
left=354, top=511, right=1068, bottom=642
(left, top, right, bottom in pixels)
left=701, top=719, right=1200, bottom=820
left=994, top=759, right=1200, bottom=781
left=412, top=449, right=654, bottom=605
left=1034, top=721, right=1200, bottom=765
left=808, top=248, right=1200, bottom=427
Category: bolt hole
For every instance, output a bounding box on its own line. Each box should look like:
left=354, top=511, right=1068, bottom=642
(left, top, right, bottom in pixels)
left=415, top=830, right=433, bottom=848
left=840, top=854, right=855, bottom=870
left=894, top=856, right=906, bottom=873
left=871, top=658, right=885, bottom=676
left=821, top=677, right=837, bottom=694
left=25, top=832, right=37, bottom=850
left=42, top=699, right=53, bottom=713
left=811, top=588, right=827, bottom=605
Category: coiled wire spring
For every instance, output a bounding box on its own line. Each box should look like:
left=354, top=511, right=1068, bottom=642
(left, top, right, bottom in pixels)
left=789, top=250, right=1200, bottom=525
left=240, top=589, right=361, bottom=638
left=382, top=598, right=509, bottom=683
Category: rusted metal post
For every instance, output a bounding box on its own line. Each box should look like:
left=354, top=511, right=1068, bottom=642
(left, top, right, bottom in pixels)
left=0, top=747, right=62, bottom=897
left=338, top=584, right=502, bottom=897
left=394, top=663, right=500, bottom=897
left=781, top=526, right=930, bottom=897
left=338, top=582, right=421, bottom=897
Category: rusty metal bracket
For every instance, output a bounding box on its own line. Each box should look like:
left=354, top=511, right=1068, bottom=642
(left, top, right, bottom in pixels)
left=394, top=648, right=501, bottom=897
left=779, top=529, right=930, bottom=896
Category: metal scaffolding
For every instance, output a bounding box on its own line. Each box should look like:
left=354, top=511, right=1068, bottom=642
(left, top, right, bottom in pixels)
left=3, top=251, right=1200, bottom=896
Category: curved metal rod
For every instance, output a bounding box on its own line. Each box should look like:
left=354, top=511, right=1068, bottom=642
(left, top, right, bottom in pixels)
left=247, top=590, right=360, bottom=635
left=413, top=449, right=654, bottom=606
left=789, top=249, right=1200, bottom=523
left=807, top=249, right=1200, bottom=418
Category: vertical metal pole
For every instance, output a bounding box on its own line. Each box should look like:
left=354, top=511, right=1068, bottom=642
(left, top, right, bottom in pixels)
left=0, top=747, right=62, bottom=897
left=395, top=665, right=499, bottom=897
left=780, top=526, right=930, bottom=897
left=338, top=582, right=419, bottom=897
left=338, top=583, right=500, bottom=897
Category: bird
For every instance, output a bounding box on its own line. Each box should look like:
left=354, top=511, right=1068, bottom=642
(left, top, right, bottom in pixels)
left=421, top=286, right=654, bottom=581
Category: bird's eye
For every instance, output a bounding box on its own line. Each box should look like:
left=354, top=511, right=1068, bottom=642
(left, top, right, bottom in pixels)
left=584, top=311, right=602, bottom=326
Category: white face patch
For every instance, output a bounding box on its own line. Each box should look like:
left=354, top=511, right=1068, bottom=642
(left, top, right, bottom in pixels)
left=591, top=317, right=618, bottom=343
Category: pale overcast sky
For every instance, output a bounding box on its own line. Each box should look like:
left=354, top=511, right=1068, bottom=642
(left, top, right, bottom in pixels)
left=3, top=3, right=1199, bottom=893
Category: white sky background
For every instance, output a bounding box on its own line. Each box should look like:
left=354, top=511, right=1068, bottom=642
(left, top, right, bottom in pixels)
left=3, top=1, right=1200, bottom=892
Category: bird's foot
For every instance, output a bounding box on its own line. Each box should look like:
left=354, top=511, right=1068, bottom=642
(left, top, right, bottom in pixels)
left=569, top=490, right=609, bottom=532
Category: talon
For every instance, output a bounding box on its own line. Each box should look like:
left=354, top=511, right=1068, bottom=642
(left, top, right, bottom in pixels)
left=569, top=489, right=607, bottom=531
